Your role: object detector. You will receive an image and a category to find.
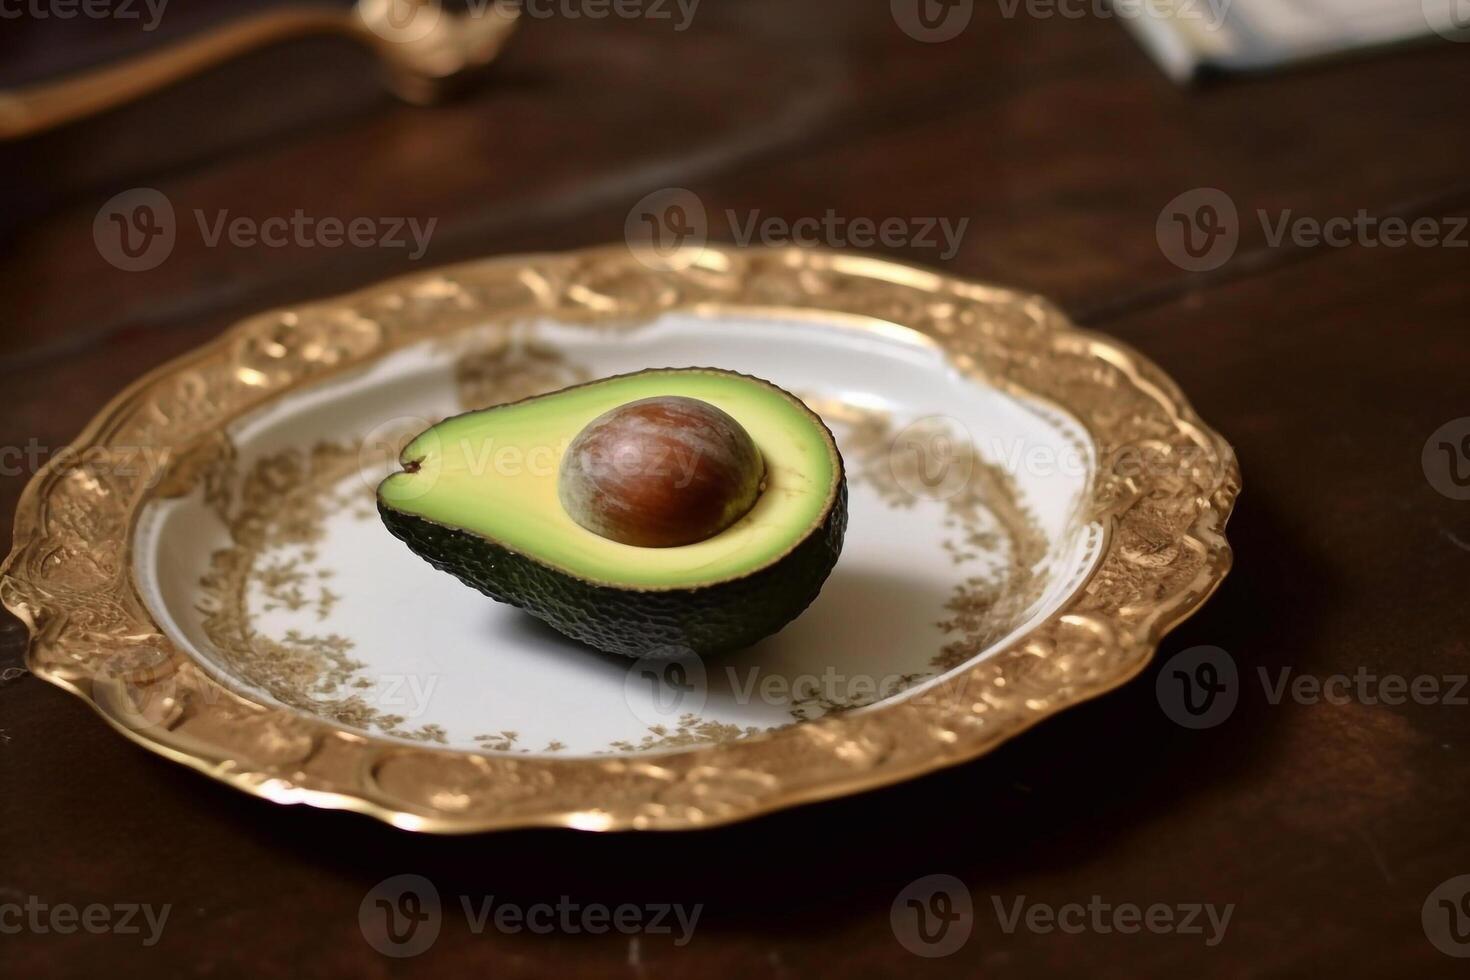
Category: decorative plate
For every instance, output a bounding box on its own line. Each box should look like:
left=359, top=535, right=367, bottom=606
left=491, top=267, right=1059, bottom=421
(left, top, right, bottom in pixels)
left=0, top=246, right=1238, bottom=832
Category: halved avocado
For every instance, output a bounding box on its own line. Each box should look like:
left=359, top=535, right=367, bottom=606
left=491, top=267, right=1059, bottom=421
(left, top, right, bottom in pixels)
left=376, top=368, right=847, bottom=657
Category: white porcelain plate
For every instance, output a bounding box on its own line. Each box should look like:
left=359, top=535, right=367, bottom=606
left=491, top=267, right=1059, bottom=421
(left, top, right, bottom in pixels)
left=4, top=247, right=1237, bottom=830
left=135, top=311, right=1101, bottom=756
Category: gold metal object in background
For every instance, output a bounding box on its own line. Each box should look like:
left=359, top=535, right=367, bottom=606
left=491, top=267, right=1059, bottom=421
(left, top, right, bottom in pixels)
left=0, top=0, right=519, bottom=140
left=0, top=246, right=1239, bottom=833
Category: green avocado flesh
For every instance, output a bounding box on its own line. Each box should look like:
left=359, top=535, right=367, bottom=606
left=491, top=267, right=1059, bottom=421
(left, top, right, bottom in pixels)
left=376, top=368, right=848, bottom=657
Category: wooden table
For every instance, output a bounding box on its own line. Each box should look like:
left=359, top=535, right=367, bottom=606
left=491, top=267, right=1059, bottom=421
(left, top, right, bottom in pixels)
left=3, top=2, right=1468, bottom=976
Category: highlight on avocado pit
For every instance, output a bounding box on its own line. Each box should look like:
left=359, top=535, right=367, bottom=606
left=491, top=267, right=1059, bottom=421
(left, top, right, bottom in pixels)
left=376, top=368, right=848, bottom=658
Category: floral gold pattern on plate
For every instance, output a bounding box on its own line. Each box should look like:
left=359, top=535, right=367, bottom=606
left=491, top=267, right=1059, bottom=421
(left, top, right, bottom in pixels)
left=0, top=246, right=1239, bottom=832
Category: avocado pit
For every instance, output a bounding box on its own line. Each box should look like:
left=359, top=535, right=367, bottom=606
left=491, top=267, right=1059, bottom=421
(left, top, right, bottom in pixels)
left=558, top=396, right=766, bottom=548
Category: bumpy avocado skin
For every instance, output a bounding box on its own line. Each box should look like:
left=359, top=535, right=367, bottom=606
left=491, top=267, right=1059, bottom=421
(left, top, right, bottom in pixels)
left=378, top=481, right=846, bottom=658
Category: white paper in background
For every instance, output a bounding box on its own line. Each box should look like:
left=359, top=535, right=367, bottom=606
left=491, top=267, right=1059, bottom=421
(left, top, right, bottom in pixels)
left=1118, top=0, right=1470, bottom=82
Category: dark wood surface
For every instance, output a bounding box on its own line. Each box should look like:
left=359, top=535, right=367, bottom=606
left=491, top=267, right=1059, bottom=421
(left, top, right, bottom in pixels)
left=3, top=3, right=1469, bottom=976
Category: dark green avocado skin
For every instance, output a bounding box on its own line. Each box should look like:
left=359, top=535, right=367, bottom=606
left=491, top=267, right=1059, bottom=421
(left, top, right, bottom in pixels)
left=377, top=482, right=847, bottom=658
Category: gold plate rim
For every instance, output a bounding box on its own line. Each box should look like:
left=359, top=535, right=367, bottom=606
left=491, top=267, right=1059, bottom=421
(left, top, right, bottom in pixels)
left=0, top=245, right=1240, bottom=833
